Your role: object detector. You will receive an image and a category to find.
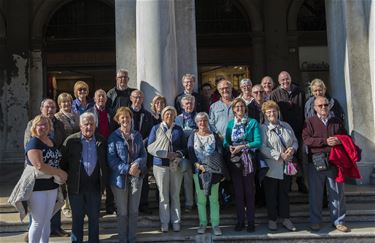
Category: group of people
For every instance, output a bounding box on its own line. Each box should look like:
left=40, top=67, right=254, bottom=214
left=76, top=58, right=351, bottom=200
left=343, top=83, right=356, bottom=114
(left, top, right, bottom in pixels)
left=8, top=69, right=361, bottom=243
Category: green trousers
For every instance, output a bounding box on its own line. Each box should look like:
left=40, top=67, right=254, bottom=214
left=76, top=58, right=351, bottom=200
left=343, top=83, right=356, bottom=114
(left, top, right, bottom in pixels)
left=193, top=174, right=220, bottom=227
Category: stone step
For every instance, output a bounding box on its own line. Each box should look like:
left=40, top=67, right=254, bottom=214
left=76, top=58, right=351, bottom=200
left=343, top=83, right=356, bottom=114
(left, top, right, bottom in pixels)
left=1, top=222, right=374, bottom=242
left=2, top=189, right=374, bottom=213
left=1, top=202, right=374, bottom=233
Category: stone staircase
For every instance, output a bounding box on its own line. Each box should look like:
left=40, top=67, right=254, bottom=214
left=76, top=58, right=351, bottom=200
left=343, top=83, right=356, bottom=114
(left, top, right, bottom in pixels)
left=0, top=163, right=375, bottom=242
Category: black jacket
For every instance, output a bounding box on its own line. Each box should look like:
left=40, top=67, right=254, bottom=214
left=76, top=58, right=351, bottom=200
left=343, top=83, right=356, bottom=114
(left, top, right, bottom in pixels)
left=61, top=132, right=108, bottom=195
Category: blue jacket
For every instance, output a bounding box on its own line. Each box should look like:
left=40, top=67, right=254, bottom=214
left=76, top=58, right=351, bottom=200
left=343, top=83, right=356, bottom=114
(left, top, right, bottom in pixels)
left=107, top=129, right=147, bottom=189
left=147, top=123, right=186, bottom=166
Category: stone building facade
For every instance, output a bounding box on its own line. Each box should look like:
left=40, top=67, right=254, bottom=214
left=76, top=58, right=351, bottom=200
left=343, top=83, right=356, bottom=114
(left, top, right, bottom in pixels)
left=0, top=0, right=374, bottom=184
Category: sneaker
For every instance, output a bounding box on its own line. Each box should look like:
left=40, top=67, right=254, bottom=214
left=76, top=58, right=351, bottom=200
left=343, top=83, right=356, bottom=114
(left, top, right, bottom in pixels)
left=173, top=223, right=181, bottom=232
left=282, top=218, right=296, bottom=231
left=310, top=223, right=321, bottom=232
left=212, top=226, right=222, bottom=236
left=197, top=225, right=206, bottom=234
left=161, top=224, right=169, bottom=233
left=335, top=224, right=350, bottom=232
left=62, top=209, right=72, bottom=218
left=268, top=220, right=278, bottom=231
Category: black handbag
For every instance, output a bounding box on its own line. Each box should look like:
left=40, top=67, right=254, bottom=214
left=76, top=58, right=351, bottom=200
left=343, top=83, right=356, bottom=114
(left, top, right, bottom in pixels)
left=229, top=152, right=243, bottom=169
left=312, top=152, right=330, bottom=171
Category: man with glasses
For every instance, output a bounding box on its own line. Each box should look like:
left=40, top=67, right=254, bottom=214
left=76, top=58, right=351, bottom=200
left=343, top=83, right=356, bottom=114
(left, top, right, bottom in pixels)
left=302, top=96, right=349, bottom=233
left=107, top=69, right=135, bottom=119
left=129, top=90, right=155, bottom=214
left=270, top=71, right=308, bottom=193
left=175, top=74, right=202, bottom=114
left=248, top=84, right=266, bottom=124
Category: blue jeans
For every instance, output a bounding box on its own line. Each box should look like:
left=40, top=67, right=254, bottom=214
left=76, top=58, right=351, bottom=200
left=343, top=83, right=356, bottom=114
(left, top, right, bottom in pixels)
left=69, top=190, right=101, bottom=243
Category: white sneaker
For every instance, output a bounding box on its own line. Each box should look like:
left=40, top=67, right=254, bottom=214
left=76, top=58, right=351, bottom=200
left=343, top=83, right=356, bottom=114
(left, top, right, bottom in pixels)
left=212, top=226, right=222, bottom=236
left=197, top=225, right=206, bottom=234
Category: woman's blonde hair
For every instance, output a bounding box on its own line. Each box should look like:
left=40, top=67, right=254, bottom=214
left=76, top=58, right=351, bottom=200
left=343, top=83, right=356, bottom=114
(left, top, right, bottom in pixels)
left=150, top=95, right=166, bottom=113
left=114, top=107, right=133, bottom=124
left=57, top=92, right=73, bottom=108
left=73, top=80, right=89, bottom=98
left=30, top=115, right=53, bottom=137
left=261, top=100, right=280, bottom=114
left=310, top=78, right=327, bottom=93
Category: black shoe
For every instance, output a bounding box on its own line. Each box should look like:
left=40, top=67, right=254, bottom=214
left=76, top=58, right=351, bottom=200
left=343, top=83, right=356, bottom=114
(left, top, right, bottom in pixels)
left=106, top=208, right=116, bottom=215
left=247, top=224, right=255, bottom=232
left=234, top=222, right=245, bottom=231
left=297, top=178, right=308, bottom=194
left=50, top=228, right=70, bottom=237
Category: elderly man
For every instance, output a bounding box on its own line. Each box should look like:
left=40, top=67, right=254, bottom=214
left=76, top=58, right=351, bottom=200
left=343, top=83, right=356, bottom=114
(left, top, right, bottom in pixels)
left=175, top=95, right=197, bottom=212
left=270, top=71, right=307, bottom=193
left=128, top=89, right=155, bottom=214
left=107, top=69, right=135, bottom=118
left=261, top=76, right=274, bottom=101
left=61, top=112, right=108, bottom=243
left=209, top=79, right=234, bottom=139
left=174, top=73, right=202, bottom=114
left=23, top=98, right=68, bottom=239
left=86, top=89, right=115, bottom=215
left=302, top=96, right=349, bottom=233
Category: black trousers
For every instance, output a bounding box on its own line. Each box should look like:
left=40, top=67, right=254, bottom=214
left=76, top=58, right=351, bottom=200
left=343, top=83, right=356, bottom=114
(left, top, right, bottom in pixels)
left=263, top=176, right=291, bottom=221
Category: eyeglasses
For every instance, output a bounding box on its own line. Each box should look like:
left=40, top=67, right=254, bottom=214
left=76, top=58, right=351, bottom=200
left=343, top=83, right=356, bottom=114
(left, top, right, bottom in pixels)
left=317, top=103, right=329, bottom=108
left=234, top=105, right=245, bottom=108
left=117, top=76, right=128, bottom=79
left=131, top=96, right=143, bottom=100
left=252, top=91, right=264, bottom=94
left=78, top=88, right=87, bottom=92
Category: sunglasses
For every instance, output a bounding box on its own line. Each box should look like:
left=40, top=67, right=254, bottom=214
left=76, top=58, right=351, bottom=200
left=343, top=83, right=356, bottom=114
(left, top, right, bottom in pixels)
left=78, top=88, right=87, bottom=92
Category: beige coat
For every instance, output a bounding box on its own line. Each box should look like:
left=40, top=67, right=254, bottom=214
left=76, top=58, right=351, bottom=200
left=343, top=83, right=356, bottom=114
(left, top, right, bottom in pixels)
left=260, top=121, right=298, bottom=180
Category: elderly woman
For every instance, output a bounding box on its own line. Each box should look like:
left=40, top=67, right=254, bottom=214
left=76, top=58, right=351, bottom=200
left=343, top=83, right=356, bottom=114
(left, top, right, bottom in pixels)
left=238, top=78, right=254, bottom=105
left=304, top=79, right=344, bottom=120
left=71, top=80, right=94, bottom=114
left=223, top=98, right=261, bottom=232
left=107, top=107, right=147, bottom=243
left=150, top=95, right=167, bottom=124
left=9, top=115, right=67, bottom=243
left=175, top=95, right=197, bottom=212
left=260, top=101, right=297, bottom=231
left=261, top=76, right=274, bottom=101
left=188, top=112, right=229, bottom=236
left=147, top=106, right=186, bottom=232
left=55, top=92, right=80, bottom=137
left=55, top=92, right=79, bottom=218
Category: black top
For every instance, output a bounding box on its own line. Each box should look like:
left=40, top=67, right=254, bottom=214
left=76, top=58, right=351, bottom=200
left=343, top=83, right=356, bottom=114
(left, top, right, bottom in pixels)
left=26, top=137, right=61, bottom=191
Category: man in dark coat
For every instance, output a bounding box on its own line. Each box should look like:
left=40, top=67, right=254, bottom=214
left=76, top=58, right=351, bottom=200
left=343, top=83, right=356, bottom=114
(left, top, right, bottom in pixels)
left=61, top=112, right=108, bottom=243
left=174, top=73, right=203, bottom=114
left=270, top=71, right=308, bottom=193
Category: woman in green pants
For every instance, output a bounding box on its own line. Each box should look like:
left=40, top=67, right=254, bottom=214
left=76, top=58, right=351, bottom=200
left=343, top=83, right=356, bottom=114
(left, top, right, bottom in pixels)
left=187, top=112, right=229, bottom=236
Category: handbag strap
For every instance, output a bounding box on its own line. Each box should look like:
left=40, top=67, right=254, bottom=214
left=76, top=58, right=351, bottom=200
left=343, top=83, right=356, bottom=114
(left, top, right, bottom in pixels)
left=271, top=127, right=288, bottom=150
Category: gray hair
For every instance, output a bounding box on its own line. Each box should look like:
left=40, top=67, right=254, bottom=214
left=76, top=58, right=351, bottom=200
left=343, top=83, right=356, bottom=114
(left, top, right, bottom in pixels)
left=116, top=68, right=129, bottom=77
left=240, top=78, right=252, bottom=86
left=194, top=112, right=209, bottom=123
left=80, top=112, right=97, bottom=126
left=182, top=73, right=196, bottom=83
left=40, top=98, right=56, bottom=109
left=181, top=94, right=195, bottom=104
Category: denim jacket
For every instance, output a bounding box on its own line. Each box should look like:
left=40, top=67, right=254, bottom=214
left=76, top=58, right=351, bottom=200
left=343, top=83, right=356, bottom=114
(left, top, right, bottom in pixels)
left=107, top=129, right=147, bottom=189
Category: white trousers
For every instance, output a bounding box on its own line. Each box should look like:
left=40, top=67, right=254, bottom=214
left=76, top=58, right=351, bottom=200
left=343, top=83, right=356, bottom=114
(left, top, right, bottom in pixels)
left=29, top=189, right=58, bottom=243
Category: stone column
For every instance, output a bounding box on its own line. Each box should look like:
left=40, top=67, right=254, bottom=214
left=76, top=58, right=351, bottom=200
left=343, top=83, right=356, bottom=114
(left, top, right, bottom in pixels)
left=137, top=0, right=197, bottom=108
left=115, top=0, right=137, bottom=88
left=251, top=34, right=265, bottom=82
left=29, top=50, right=44, bottom=118
left=263, top=0, right=289, bottom=79
left=326, top=0, right=375, bottom=184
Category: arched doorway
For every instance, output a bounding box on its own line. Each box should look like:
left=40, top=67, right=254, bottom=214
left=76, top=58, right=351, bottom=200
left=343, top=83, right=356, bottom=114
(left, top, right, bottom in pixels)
left=44, top=0, right=116, bottom=100
left=196, top=0, right=252, bottom=90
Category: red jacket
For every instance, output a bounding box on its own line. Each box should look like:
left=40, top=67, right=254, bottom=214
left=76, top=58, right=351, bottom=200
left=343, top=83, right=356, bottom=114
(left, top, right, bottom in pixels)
left=329, top=135, right=361, bottom=182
